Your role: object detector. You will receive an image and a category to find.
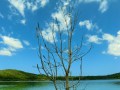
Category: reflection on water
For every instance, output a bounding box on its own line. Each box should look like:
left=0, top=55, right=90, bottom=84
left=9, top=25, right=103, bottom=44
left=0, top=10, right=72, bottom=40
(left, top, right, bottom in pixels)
left=0, top=80, right=120, bottom=90
left=0, top=81, right=53, bottom=90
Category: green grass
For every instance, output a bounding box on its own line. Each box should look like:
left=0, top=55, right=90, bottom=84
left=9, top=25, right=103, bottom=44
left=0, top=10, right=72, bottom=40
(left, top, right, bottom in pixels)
left=0, top=69, right=47, bottom=81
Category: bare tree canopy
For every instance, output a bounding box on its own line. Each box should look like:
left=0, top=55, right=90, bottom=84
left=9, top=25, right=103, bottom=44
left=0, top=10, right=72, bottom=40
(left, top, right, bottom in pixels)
left=36, top=0, right=92, bottom=90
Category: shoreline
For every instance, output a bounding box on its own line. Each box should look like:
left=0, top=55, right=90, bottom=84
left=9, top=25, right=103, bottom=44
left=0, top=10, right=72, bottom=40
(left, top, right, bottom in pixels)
left=0, top=79, right=120, bottom=82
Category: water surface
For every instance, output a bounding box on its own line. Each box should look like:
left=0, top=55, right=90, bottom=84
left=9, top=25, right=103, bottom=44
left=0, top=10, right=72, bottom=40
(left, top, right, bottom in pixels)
left=0, top=80, right=120, bottom=90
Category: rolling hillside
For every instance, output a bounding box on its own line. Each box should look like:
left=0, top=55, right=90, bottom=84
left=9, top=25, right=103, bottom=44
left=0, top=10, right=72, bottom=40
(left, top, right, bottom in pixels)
left=0, top=69, right=120, bottom=81
left=0, top=69, right=47, bottom=81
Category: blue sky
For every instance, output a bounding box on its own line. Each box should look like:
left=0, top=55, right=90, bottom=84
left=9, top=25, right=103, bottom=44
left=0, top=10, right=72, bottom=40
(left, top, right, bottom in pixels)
left=0, top=0, right=120, bottom=76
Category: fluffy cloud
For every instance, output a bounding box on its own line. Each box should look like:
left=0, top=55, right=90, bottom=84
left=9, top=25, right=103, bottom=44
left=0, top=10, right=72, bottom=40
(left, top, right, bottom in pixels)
left=8, top=0, right=49, bottom=17
left=23, top=40, right=30, bottom=46
left=0, top=35, right=23, bottom=56
left=79, top=0, right=100, bottom=3
left=51, top=1, right=70, bottom=31
left=87, top=31, right=120, bottom=56
left=41, top=29, right=57, bottom=43
left=40, top=0, right=49, bottom=7
left=117, top=31, right=120, bottom=35
left=1, top=36, right=23, bottom=49
left=51, top=10, right=70, bottom=31
left=7, top=0, right=69, bottom=44
left=26, top=2, right=37, bottom=12
left=20, top=19, right=26, bottom=25
left=79, top=20, right=98, bottom=30
left=8, top=0, right=25, bottom=16
left=79, top=0, right=109, bottom=13
left=102, top=33, right=114, bottom=42
left=0, top=48, right=12, bottom=56
left=102, top=32, right=120, bottom=56
left=99, top=0, right=108, bottom=13
left=26, top=0, right=49, bottom=12
left=87, top=35, right=102, bottom=44
left=41, top=0, right=70, bottom=43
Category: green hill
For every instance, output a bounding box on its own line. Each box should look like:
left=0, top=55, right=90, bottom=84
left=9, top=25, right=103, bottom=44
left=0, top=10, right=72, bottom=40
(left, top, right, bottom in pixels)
left=0, top=69, right=120, bottom=81
left=69, top=73, right=120, bottom=80
left=0, top=69, right=47, bottom=81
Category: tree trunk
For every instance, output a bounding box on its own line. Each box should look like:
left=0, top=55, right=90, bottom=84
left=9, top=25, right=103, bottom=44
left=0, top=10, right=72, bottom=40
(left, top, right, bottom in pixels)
left=53, top=81, right=58, bottom=90
left=66, top=73, right=69, bottom=90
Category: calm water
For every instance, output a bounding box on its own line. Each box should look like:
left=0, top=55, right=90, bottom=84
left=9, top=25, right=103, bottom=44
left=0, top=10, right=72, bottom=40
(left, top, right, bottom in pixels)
left=0, top=80, right=120, bottom=90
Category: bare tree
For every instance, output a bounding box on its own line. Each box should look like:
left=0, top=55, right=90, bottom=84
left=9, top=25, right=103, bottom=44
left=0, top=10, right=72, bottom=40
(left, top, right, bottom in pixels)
left=36, top=0, right=92, bottom=90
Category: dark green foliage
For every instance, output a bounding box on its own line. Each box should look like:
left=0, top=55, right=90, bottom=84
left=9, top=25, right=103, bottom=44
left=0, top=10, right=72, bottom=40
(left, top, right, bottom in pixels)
left=56, top=73, right=120, bottom=80
left=0, top=69, right=47, bottom=81
left=70, top=73, right=120, bottom=80
left=0, top=69, right=120, bottom=81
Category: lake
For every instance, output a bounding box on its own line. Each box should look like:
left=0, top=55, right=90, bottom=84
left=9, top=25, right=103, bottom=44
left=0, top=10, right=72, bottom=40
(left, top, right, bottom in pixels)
left=0, top=80, right=120, bottom=90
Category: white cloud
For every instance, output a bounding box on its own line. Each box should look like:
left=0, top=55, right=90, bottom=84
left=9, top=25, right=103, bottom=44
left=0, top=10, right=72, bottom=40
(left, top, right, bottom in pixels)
left=23, top=40, right=30, bottom=46
left=88, top=31, right=120, bottom=56
left=8, top=0, right=25, bottom=16
left=79, top=0, right=109, bottom=13
left=8, top=0, right=49, bottom=17
left=32, top=5, right=38, bottom=11
left=0, top=35, right=23, bottom=56
left=41, top=0, right=70, bottom=43
left=117, top=31, right=120, bottom=35
left=41, top=29, right=57, bottom=43
left=79, top=20, right=97, bottom=30
left=99, top=0, right=108, bottom=13
left=102, top=32, right=120, bottom=56
left=1, top=35, right=23, bottom=49
left=107, top=42, right=120, bottom=56
left=51, top=5, right=70, bottom=31
left=26, top=2, right=38, bottom=12
left=40, top=0, right=49, bottom=7
left=87, top=35, right=102, bottom=44
left=0, top=48, right=12, bottom=56
left=79, top=0, right=100, bottom=3
left=102, top=33, right=114, bottom=42
left=20, top=19, right=26, bottom=25
left=0, top=12, right=4, bottom=18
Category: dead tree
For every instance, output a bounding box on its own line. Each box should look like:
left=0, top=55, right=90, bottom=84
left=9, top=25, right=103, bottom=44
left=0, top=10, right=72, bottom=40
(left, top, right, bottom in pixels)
left=36, top=0, right=92, bottom=90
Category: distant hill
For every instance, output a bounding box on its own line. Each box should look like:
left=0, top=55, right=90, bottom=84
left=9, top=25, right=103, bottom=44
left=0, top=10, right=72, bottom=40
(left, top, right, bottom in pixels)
left=70, top=73, right=120, bottom=80
left=0, top=69, right=120, bottom=81
left=0, top=69, right=47, bottom=81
